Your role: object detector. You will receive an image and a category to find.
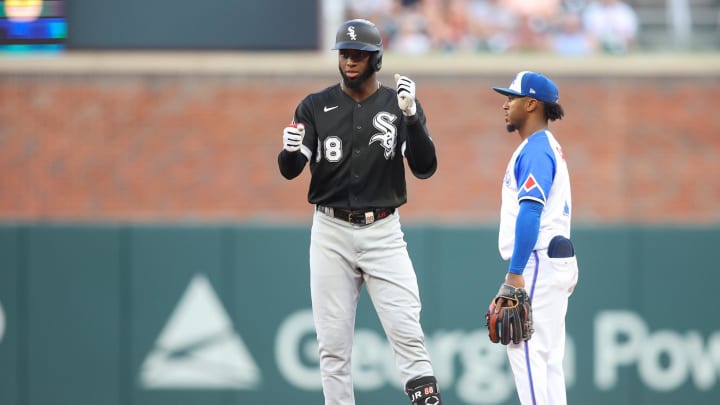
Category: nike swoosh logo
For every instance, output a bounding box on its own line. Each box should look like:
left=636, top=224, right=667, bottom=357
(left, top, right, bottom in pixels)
left=324, top=106, right=339, bottom=112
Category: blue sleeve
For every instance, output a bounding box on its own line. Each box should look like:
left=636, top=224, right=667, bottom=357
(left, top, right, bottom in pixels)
left=515, top=135, right=555, bottom=204
left=508, top=200, right=543, bottom=274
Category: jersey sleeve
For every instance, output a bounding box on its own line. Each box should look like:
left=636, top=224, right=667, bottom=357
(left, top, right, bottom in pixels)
left=514, top=137, right=556, bottom=205
left=403, top=101, right=437, bottom=179
left=277, top=97, right=315, bottom=179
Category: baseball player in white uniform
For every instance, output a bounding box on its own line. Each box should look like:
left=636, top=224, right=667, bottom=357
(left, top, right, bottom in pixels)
left=492, top=71, right=579, bottom=405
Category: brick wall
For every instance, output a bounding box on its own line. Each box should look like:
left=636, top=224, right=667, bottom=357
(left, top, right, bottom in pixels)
left=1, top=71, right=718, bottom=224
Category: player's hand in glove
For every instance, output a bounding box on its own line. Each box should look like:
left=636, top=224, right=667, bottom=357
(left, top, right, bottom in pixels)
left=282, top=123, right=305, bottom=152
left=394, top=73, right=417, bottom=117
left=486, top=283, right=534, bottom=345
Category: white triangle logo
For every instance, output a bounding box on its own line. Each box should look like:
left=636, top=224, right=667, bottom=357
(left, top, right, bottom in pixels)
left=139, top=274, right=262, bottom=389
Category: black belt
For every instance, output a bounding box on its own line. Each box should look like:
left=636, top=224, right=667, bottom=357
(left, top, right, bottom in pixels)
left=316, top=205, right=395, bottom=225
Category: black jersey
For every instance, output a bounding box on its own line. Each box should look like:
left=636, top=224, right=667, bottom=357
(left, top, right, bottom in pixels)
left=278, top=83, right=437, bottom=209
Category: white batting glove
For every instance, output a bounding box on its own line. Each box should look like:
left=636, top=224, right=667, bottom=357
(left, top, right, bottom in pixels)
left=282, top=123, right=305, bottom=152
left=394, top=73, right=417, bottom=117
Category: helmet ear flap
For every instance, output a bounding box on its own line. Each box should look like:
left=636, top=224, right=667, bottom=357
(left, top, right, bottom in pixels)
left=371, top=50, right=383, bottom=72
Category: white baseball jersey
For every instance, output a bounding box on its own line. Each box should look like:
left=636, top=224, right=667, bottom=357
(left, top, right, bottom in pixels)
left=498, top=129, right=572, bottom=259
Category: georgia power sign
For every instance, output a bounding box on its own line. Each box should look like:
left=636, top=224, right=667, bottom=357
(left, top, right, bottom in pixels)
left=135, top=274, right=720, bottom=404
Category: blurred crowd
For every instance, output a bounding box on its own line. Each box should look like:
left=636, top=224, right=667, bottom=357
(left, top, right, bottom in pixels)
left=345, top=0, right=640, bottom=55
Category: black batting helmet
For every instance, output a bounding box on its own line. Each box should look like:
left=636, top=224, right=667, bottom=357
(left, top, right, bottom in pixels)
left=333, top=19, right=383, bottom=72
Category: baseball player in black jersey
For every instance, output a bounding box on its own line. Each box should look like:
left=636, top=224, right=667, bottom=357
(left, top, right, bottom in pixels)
left=278, top=18, right=442, bottom=405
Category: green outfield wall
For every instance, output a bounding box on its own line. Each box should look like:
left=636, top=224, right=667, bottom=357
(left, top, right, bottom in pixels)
left=0, top=224, right=718, bottom=405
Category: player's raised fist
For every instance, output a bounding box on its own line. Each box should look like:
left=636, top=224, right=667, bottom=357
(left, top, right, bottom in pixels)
left=283, top=123, right=305, bottom=152
left=394, top=73, right=417, bottom=117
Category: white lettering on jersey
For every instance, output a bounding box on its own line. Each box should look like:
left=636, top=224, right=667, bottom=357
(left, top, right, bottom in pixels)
left=369, top=112, right=398, bottom=160
left=323, top=136, right=343, bottom=162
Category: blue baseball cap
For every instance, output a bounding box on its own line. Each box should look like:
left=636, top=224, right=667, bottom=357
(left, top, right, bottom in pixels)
left=493, top=71, right=559, bottom=104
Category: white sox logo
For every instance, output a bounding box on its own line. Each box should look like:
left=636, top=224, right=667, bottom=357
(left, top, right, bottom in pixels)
left=369, top=112, right=398, bottom=159
left=347, top=26, right=357, bottom=40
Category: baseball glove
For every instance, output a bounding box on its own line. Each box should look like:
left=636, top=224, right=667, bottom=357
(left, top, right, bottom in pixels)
left=486, top=284, right=534, bottom=345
